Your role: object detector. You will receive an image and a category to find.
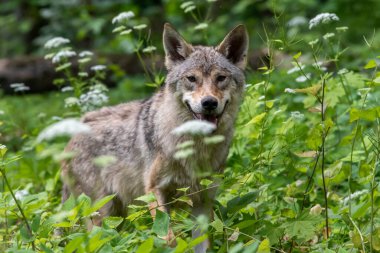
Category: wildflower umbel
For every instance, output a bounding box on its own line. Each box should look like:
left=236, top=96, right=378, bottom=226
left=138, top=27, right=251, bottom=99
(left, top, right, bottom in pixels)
left=52, top=50, right=76, bottom=64
left=309, top=13, right=339, bottom=29
left=10, top=83, right=30, bottom=92
left=44, top=37, right=70, bottom=49
left=91, top=65, right=106, bottom=72
left=37, top=118, right=91, bottom=142
left=79, top=85, right=109, bottom=112
left=112, top=11, right=135, bottom=24
left=172, top=120, right=216, bottom=136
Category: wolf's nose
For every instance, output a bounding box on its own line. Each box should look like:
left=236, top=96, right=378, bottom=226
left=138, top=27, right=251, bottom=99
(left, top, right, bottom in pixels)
left=201, top=96, right=218, bottom=111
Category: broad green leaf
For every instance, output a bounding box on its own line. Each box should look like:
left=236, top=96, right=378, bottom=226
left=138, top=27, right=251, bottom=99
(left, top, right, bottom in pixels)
left=152, top=209, right=170, bottom=237
left=364, top=59, right=377, bottom=69
left=257, top=238, right=270, bottom=253
left=135, top=192, right=156, bottom=203
left=136, top=237, right=154, bottom=253
left=293, top=52, right=302, bottom=60
left=294, top=84, right=321, bottom=96
left=211, top=218, right=224, bottom=233
left=188, top=234, right=208, bottom=248
left=174, top=238, right=188, bottom=253
left=200, top=178, right=213, bottom=187
left=86, top=194, right=115, bottom=215
left=103, top=216, right=124, bottom=228
left=227, top=191, right=258, bottom=213
left=243, top=241, right=259, bottom=253
left=280, top=212, right=323, bottom=241
left=64, top=235, right=84, bottom=253
left=246, top=112, right=267, bottom=125
left=127, top=210, right=147, bottom=221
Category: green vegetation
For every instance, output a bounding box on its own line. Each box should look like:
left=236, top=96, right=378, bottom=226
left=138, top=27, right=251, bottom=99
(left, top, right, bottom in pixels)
left=1, top=1, right=380, bottom=252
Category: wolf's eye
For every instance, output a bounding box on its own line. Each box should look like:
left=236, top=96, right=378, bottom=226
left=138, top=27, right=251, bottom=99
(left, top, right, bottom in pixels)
left=217, top=75, right=226, bottom=82
left=186, top=76, right=196, bottom=82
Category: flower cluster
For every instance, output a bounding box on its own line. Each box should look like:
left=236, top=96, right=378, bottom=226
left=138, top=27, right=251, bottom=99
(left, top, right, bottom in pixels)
left=112, top=11, right=135, bottom=24
left=79, top=84, right=109, bottom=112
left=309, top=13, right=339, bottom=29
left=52, top=50, right=76, bottom=64
left=172, top=120, right=216, bottom=136
left=10, top=83, right=30, bottom=92
left=44, top=37, right=70, bottom=49
left=37, top=118, right=91, bottom=142
left=91, top=65, right=107, bottom=72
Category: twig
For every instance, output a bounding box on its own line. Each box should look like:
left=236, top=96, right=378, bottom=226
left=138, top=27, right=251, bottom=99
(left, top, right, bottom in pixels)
left=0, top=167, right=36, bottom=250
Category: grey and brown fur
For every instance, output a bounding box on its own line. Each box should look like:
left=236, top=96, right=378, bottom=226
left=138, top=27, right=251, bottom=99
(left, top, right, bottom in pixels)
left=61, top=23, right=248, bottom=252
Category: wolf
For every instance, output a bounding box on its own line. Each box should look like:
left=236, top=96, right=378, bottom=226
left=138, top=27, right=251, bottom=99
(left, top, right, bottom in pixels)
left=61, top=23, right=248, bottom=252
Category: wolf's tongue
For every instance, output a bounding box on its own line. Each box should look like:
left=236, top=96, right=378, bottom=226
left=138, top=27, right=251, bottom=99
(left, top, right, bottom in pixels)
left=199, top=114, right=218, bottom=125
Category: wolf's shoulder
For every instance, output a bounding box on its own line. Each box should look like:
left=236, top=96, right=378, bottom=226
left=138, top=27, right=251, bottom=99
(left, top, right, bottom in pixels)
left=82, top=100, right=143, bottom=125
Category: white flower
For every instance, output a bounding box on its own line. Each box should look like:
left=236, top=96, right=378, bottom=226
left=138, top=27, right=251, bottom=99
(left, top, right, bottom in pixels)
left=91, top=65, right=106, bottom=71
left=323, top=32, right=335, bottom=40
left=287, top=65, right=305, bottom=74
left=142, top=46, right=157, bottom=53
left=309, top=13, right=339, bottom=29
left=291, top=111, right=304, bottom=119
left=64, top=97, right=80, bottom=108
left=112, top=11, right=135, bottom=24
left=133, top=24, right=147, bottom=30
left=15, top=189, right=29, bottom=200
left=61, top=86, right=74, bottom=92
left=44, top=37, right=70, bottom=49
left=295, top=73, right=311, bottom=83
left=79, top=85, right=109, bottom=112
left=79, top=51, right=93, bottom=58
left=37, top=118, right=91, bottom=142
left=341, top=189, right=368, bottom=206
left=0, top=144, right=6, bottom=150
left=52, top=50, right=76, bottom=64
left=284, top=88, right=296, bottom=93
left=51, top=116, right=63, bottom=121
left=172, top=120, right=216, bottom=136
left=310, top=204, right=323, bottom=215
left=287, top=16, right=307, bottom=27
left=10, top=83, right=30, bottom=92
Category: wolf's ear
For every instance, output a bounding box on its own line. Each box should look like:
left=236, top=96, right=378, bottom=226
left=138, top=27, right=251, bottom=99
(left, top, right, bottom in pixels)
left=217, top=25, right=249, bottom=69
left=163, top=23, right=193, bottom=69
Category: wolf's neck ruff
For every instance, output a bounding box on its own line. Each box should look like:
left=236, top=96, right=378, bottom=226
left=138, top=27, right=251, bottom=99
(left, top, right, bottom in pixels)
left=62, top=23, right=248, bottom=253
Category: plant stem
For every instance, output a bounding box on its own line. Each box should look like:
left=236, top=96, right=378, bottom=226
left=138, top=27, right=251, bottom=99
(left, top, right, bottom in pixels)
left=321, top=78, right=329, bottom=239
left=0, top=167, right=35, bottom=250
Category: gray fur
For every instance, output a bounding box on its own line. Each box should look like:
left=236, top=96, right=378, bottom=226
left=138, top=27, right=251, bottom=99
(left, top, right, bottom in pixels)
left=62, top=23, right=248, bottom=252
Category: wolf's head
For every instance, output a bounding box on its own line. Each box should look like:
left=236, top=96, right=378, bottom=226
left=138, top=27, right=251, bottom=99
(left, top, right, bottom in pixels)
left=163, top=23, right=248, bottom=128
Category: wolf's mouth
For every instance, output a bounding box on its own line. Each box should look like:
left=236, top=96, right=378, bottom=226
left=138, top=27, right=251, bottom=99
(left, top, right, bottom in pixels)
left=185, top=101, right=229, bottom=126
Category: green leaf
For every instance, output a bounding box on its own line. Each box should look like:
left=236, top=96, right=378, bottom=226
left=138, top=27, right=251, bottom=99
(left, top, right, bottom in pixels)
left=152, top=209, right=170, bottom=237
left=135, top=192, right=156, bottom=203
left=103, top=216, right=124, bottom=228
left=293, top=52, right=302, bottom=60
left=211, top=218, right=224, bottom=233
left=246, top=112, right=266, bottom=125
left=174, top=238, right=188, bottom=253
left=136, top=237, right=154, bottom=253
left=280, top=211, right=323, bottom=241
left=227, top=191, right=258, bottom=213
left=188, top=233, right=208, bottom=248
left=364, top=59, right=377, bottom=69
left=64, top=235, right=84, bottom=253
left=200, top=178, right=213, bottom=187
left=87, top=194, right=115, bottom=215
left=243, top=241, right=259, bottom=253
left=257, top=238, right=270, bottom=253
left=56, top=62, right=72, bottom=72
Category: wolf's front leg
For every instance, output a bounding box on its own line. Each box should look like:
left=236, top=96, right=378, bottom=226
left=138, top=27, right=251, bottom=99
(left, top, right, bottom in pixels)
left=145, top=155, right=176, bottom=247
left=191, top=186, right=217, bottom=253
left=192, top=204, right=213, bottom=253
